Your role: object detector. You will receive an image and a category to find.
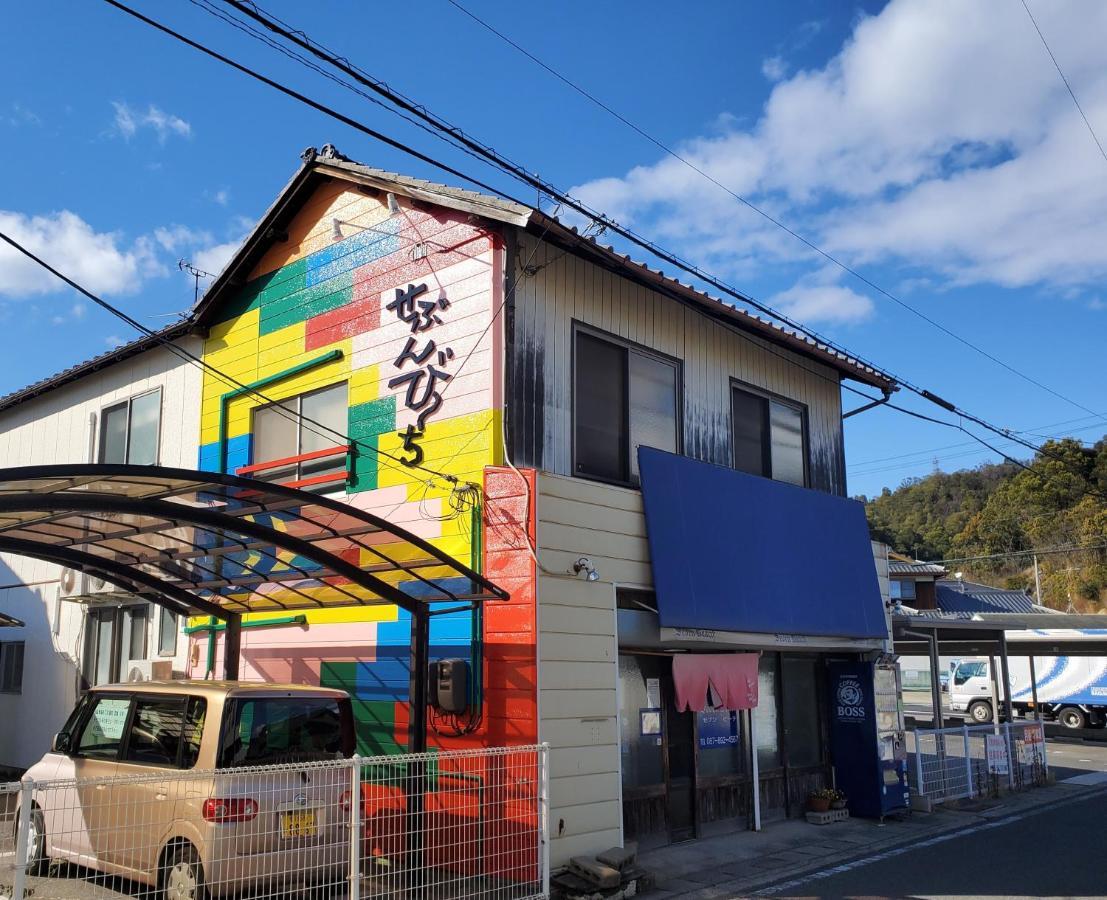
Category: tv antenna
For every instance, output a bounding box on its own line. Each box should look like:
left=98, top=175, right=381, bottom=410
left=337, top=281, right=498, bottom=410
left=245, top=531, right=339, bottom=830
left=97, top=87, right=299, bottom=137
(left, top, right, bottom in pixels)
left=178, top=260, right=214, bottom=304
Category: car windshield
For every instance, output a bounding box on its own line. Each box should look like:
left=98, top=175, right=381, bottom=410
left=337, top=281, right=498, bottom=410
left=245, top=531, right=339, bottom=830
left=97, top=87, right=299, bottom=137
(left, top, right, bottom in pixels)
left=219, top=697, right=348, bottom=767
left=954, top=661, right=987, bottom=683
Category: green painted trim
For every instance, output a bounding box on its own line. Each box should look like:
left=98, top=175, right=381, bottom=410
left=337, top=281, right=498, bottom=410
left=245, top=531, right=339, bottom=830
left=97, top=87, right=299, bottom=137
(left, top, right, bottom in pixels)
left=216, top=349, right=344, bottom=473
left=185, top=614, right=308, bottom=635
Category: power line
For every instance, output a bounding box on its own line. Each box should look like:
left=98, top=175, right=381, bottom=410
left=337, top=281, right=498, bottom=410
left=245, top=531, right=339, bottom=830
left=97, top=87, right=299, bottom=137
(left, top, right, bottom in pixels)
left=936, top=542, right=1107, bottom=566
left=101, top=0, right=1107, bottom=501
left=0, top=229, right=454, bottom=488
left=442, top=0, right=1107, bottom=425
left=1020, top=0, right=1107, bottom=166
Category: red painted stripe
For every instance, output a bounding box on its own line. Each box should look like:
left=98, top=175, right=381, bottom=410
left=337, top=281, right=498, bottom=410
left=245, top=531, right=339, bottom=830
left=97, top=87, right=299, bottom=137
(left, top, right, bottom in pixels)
left=304, top=217, right=492, bottom=351
left=235, top=444, right=349, bottom=475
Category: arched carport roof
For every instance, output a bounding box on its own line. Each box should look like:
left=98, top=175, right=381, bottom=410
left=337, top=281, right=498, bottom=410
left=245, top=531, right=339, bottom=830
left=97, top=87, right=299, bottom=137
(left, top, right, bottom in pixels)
left=0, top=464, right=509, bottom=711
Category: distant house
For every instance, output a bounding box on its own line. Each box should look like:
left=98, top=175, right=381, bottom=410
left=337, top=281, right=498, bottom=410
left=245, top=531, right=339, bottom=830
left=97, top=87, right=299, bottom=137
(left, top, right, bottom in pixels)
left=888, top=551, right=1035, bottom=617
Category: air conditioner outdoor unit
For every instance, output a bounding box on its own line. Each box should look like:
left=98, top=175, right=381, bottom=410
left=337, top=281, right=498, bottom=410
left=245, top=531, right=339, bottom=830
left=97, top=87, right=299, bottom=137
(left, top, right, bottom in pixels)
left=57, top=568, right=132, bottom=604
left=126, top=660, right=154, bottom=683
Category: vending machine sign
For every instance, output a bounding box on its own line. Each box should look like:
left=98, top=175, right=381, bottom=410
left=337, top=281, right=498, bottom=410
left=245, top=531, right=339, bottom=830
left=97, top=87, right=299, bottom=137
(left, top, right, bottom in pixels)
left=836, top=675, right=867, bottom=722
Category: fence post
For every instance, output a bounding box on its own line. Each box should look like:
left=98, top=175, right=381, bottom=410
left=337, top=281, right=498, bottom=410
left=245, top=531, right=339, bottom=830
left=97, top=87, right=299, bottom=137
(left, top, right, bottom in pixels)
left=963, top=725, right=973, bottom=798
left=13, top=777, right=33, bottom=900
left=348, top=755, right=361, bottom=900
left=1040, top=722, right=1049, bottom=777
left=1004, top=723, right=1016, bottom=790
left=914, top=734, right=925, bottom=799
left=540, top=743, right=551, bottom=900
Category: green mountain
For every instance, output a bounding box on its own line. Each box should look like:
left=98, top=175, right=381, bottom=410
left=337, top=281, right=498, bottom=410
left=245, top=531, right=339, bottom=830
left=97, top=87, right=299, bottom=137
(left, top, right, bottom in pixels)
left=858, top=438, right=1107, bottom=612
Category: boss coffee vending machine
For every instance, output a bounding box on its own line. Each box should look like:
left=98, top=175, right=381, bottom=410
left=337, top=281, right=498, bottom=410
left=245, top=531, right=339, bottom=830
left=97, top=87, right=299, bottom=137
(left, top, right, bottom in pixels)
left=826, top=657, right=909, bottom=818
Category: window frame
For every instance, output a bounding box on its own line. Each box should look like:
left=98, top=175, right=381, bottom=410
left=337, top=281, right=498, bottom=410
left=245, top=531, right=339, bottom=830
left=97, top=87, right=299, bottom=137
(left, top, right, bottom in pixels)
left=119, top=693, right=205, bottom=770
left=72, top=692, right=134, bottom=761
left=571, top=322, right=683, bottom=488
left=157, top=607, right=179, bottom=658
left=0, top=641, right=24, bottom=694
left=247, top=381, right=350, bottom=487
left=98, top=387, right=163, bottom=465
left=729, top=379, right=810, bottom=488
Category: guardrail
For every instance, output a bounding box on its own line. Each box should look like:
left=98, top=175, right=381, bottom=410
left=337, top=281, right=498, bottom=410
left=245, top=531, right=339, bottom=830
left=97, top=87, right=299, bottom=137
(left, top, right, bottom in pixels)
left=908, top=722, right=1048, bottom=805
left=0, top=743, right=549, bottom=900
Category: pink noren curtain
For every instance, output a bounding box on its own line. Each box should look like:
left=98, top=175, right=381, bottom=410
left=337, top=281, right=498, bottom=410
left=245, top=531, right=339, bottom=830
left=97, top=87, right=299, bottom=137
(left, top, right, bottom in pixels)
left=672, top=653, right=759, bottom=711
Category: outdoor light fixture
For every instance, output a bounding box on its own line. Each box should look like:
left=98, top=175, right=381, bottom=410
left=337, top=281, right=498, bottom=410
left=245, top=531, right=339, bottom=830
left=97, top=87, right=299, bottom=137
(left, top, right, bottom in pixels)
left=573, top=557, right=599, bottom=582
left=331, top=217, right=343, bottom=242
left=387, top=192, right=401, bottom=214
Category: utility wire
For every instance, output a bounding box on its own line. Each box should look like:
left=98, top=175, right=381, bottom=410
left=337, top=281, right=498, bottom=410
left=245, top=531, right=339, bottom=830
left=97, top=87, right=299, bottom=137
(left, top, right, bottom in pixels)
left=101, top=0, right=1107, bottom=500
left=0, top=229, right=454, bottom=487
left=442, top=0, right=1107, bottom=425
left=1020, top=0, right=1107, bottom=166
left=937, top=542, right=1107, bottom=565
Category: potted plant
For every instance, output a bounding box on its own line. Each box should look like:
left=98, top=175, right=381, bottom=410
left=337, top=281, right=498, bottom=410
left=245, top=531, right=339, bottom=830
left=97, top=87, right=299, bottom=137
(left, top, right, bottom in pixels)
left=807, top=788, right=835, bottom=812
left=830, top=789, right=848, bottom=810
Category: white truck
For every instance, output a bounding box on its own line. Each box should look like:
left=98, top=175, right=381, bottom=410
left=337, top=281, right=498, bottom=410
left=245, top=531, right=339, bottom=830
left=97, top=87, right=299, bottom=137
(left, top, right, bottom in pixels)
left=949, top=634, right=1107, bottom=729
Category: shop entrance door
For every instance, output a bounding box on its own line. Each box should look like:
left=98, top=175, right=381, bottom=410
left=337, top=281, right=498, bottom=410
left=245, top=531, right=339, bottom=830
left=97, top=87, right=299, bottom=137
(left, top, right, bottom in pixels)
left=665, top=701, right=696, bottom=841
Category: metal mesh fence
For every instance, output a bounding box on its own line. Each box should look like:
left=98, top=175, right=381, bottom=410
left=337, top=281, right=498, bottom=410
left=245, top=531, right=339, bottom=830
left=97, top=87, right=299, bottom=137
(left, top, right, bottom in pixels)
left=908, top=723, right=1047, bottom=805
left=1, top=745, right=548, bottom=900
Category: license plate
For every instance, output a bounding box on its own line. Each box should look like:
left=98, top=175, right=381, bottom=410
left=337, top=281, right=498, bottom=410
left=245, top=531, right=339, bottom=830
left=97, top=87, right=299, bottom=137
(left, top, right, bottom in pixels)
left=280, top=810, right=316, bottom=839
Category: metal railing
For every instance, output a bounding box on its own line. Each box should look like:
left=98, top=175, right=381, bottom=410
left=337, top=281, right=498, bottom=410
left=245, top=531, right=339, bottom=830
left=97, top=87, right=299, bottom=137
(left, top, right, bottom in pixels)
left=1, top=744, right=549, bottom=900
left=908, top=722, right=1047, bottom=805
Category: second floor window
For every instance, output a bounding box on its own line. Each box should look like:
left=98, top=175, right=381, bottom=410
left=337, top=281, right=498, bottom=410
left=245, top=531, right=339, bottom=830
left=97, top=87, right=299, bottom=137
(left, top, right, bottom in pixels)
left=0, top=641, right=24, bottom=694
left=574, top=329, right=680, bottom=485
left=731, top=384, right=807, bottom=487
left=890, top=580, right=917, bottom=601
left=99, top=389, right=161, bottom=465
left=251, top=382, right=349, bottom=485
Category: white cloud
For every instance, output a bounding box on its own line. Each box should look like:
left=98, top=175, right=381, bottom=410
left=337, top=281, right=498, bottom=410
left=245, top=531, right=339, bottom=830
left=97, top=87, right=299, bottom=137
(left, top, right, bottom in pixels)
left=761, top=56, right=787, bottom=83
left=105, top=335, right=126, bottom=348
left=154, top=225, right=212, bottom=253
left=51, top=301, right=87, bottom=326
left=570, top=0, right=1107, bottom=310
left=0, top=210, right=161, bottom=298
left=193, top=238, right=243, bottom=277
left=770, top=276, right=874, bottom=325
left=112, top=101, right=192, bottom=143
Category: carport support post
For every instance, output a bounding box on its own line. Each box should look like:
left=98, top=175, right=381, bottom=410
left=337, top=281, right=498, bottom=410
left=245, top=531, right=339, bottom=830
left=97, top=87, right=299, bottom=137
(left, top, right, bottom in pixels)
left=407, top=607, right=430, bottom=885
left=1029, top=655, right=1041, bottom=722
left=222, top=613, right=242, bottom=680
left=928, top=628, right=943, bottom=730
left=998, top=633, right=1014, bottom=725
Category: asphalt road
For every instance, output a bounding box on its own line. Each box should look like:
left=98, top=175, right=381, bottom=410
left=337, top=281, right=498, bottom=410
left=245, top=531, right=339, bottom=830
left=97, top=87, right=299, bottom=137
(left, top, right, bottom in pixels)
left=757, top=788, right=1107, bottom=899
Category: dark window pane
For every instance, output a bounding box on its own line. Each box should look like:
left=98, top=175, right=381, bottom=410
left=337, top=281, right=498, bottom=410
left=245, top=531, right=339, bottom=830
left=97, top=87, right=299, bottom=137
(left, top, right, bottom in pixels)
left=782, top=657, right=822, bottom=768
left=900, top=580, right=917, bottom=600
left=755, top=654, right=781, bottom=769
left=99, top=403, right=129, bottom=464
left=126, top=606, right=148, bottom=661
left=732, top=388, right=767, bottom=477
left=9, top=643, right=21, bottom=693
left=769, top=401, right=805, bottom=486
left=158, top=609, right=178, bottom=656
left=629, top=352, right=678, bottom=480
left=127, top=391, right=161, bottom=465
left=220, top=698, right=345, bottom=767
left=77, top=696, right=130, bottom=760
left=575, top=333, right=628, bottom=482
left=181, top=698, right=207, bottom=769
left=124, top=697, right=185, bottom=766
left=618, top=655, right=665, bottom=789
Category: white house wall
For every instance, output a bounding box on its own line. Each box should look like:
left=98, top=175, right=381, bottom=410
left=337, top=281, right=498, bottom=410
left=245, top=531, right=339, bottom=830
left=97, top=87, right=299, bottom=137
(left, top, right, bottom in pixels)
left=0, top=340, right=202, bottom=768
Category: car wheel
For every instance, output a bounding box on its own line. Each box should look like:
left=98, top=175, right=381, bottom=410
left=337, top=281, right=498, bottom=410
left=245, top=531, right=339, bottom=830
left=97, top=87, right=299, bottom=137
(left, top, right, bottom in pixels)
left=19, top=804, right=49, bottom=876
left=162, top=844, right=206, bottom=900
left=968, top=700, right=993, bottom=724
left=1058, top=707, right=1086, bottom=730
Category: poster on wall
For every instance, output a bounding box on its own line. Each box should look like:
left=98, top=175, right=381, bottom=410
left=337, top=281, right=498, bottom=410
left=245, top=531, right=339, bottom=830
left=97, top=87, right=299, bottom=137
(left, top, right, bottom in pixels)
left=698, top=710, right=739, bottom=748
left=986, top=734, right=1009, bottom=774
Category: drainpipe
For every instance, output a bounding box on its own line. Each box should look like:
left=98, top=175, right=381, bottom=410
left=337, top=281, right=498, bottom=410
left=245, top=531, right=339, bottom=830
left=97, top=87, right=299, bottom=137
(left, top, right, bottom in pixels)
left=842, top=389, right=893, bottom=420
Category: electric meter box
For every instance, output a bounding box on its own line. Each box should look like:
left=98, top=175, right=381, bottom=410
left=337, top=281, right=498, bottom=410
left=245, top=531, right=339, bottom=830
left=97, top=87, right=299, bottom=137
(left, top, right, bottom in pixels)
left=431, top=659, right=470, bottom=713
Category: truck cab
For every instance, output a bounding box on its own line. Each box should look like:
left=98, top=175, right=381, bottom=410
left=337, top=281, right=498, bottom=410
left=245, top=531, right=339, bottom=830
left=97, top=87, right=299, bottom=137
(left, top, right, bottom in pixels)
left=948, top=658, right=995, bottom=723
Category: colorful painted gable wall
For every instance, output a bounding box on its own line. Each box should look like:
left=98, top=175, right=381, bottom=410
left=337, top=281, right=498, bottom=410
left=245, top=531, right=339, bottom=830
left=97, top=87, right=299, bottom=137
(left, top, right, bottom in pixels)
left=189, top=179, right=535, bottom=754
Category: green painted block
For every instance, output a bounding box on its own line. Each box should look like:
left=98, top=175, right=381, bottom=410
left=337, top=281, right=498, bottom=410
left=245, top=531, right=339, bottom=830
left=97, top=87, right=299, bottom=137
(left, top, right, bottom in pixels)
left=258, top=271, right=354, bottom=336
left=348, top=396, right=397, bottom=493
left=320, top=661, right=403, bottom=757
left=213, top=258, right=309, bottom=325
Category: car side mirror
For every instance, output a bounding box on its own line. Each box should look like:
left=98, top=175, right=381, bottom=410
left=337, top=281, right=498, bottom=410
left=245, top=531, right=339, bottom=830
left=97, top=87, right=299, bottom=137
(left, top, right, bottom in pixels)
left=51, top=731, right=71, bottom=754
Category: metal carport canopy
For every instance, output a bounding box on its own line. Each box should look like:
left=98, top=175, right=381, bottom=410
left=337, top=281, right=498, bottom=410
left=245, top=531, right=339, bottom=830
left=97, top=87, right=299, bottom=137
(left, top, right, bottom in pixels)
left=0, top=464, right=509, bottom=750
left=893, top=613, right=1107, bottom=656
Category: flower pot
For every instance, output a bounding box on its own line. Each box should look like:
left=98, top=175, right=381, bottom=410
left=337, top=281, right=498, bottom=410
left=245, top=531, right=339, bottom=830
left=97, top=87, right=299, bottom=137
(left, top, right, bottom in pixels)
left=831, top=800, right=847, bottom=810
left=808, top=797, right=831, bottom=813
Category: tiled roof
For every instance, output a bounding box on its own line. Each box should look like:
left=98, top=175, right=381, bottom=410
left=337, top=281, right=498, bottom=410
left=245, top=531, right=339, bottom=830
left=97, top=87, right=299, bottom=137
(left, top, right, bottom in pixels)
left=935, top=581, right=1036, bottom=616
left=889, top=560, right=948, bottom=576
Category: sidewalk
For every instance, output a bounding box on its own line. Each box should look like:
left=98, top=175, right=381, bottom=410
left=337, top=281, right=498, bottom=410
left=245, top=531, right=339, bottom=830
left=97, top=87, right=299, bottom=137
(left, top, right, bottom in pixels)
left=639, top=778, right=1107, bottom=899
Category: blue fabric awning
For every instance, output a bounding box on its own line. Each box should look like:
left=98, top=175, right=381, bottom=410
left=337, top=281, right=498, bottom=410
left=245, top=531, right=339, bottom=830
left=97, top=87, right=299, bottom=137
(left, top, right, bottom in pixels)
left=638, top=447, right=887, bottom=640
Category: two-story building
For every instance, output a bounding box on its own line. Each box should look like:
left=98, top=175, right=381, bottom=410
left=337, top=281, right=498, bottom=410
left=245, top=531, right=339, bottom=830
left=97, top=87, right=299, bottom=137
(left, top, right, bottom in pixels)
left=0, top=146, right=893, bottom=863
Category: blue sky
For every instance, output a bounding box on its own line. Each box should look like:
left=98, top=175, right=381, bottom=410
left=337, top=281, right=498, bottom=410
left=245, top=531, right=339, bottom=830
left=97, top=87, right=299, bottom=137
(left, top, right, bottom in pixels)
left=1, top=0, right=1105, bottom=499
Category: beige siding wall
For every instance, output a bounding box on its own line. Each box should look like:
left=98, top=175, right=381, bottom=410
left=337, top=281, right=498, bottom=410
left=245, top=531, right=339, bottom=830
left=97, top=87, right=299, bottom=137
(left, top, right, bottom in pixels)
left=0, top=341, right=202, bottom=768
left=537, top=472, right=650, bottom=864
left=510, top=236, right=847, bottom=494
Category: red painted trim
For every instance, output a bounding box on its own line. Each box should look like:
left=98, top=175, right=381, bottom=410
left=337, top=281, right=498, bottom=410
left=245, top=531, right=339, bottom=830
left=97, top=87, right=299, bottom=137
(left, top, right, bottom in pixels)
left=235, top=470, right=349, bottom=499
left=236, top=444, right=349, bottom=475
